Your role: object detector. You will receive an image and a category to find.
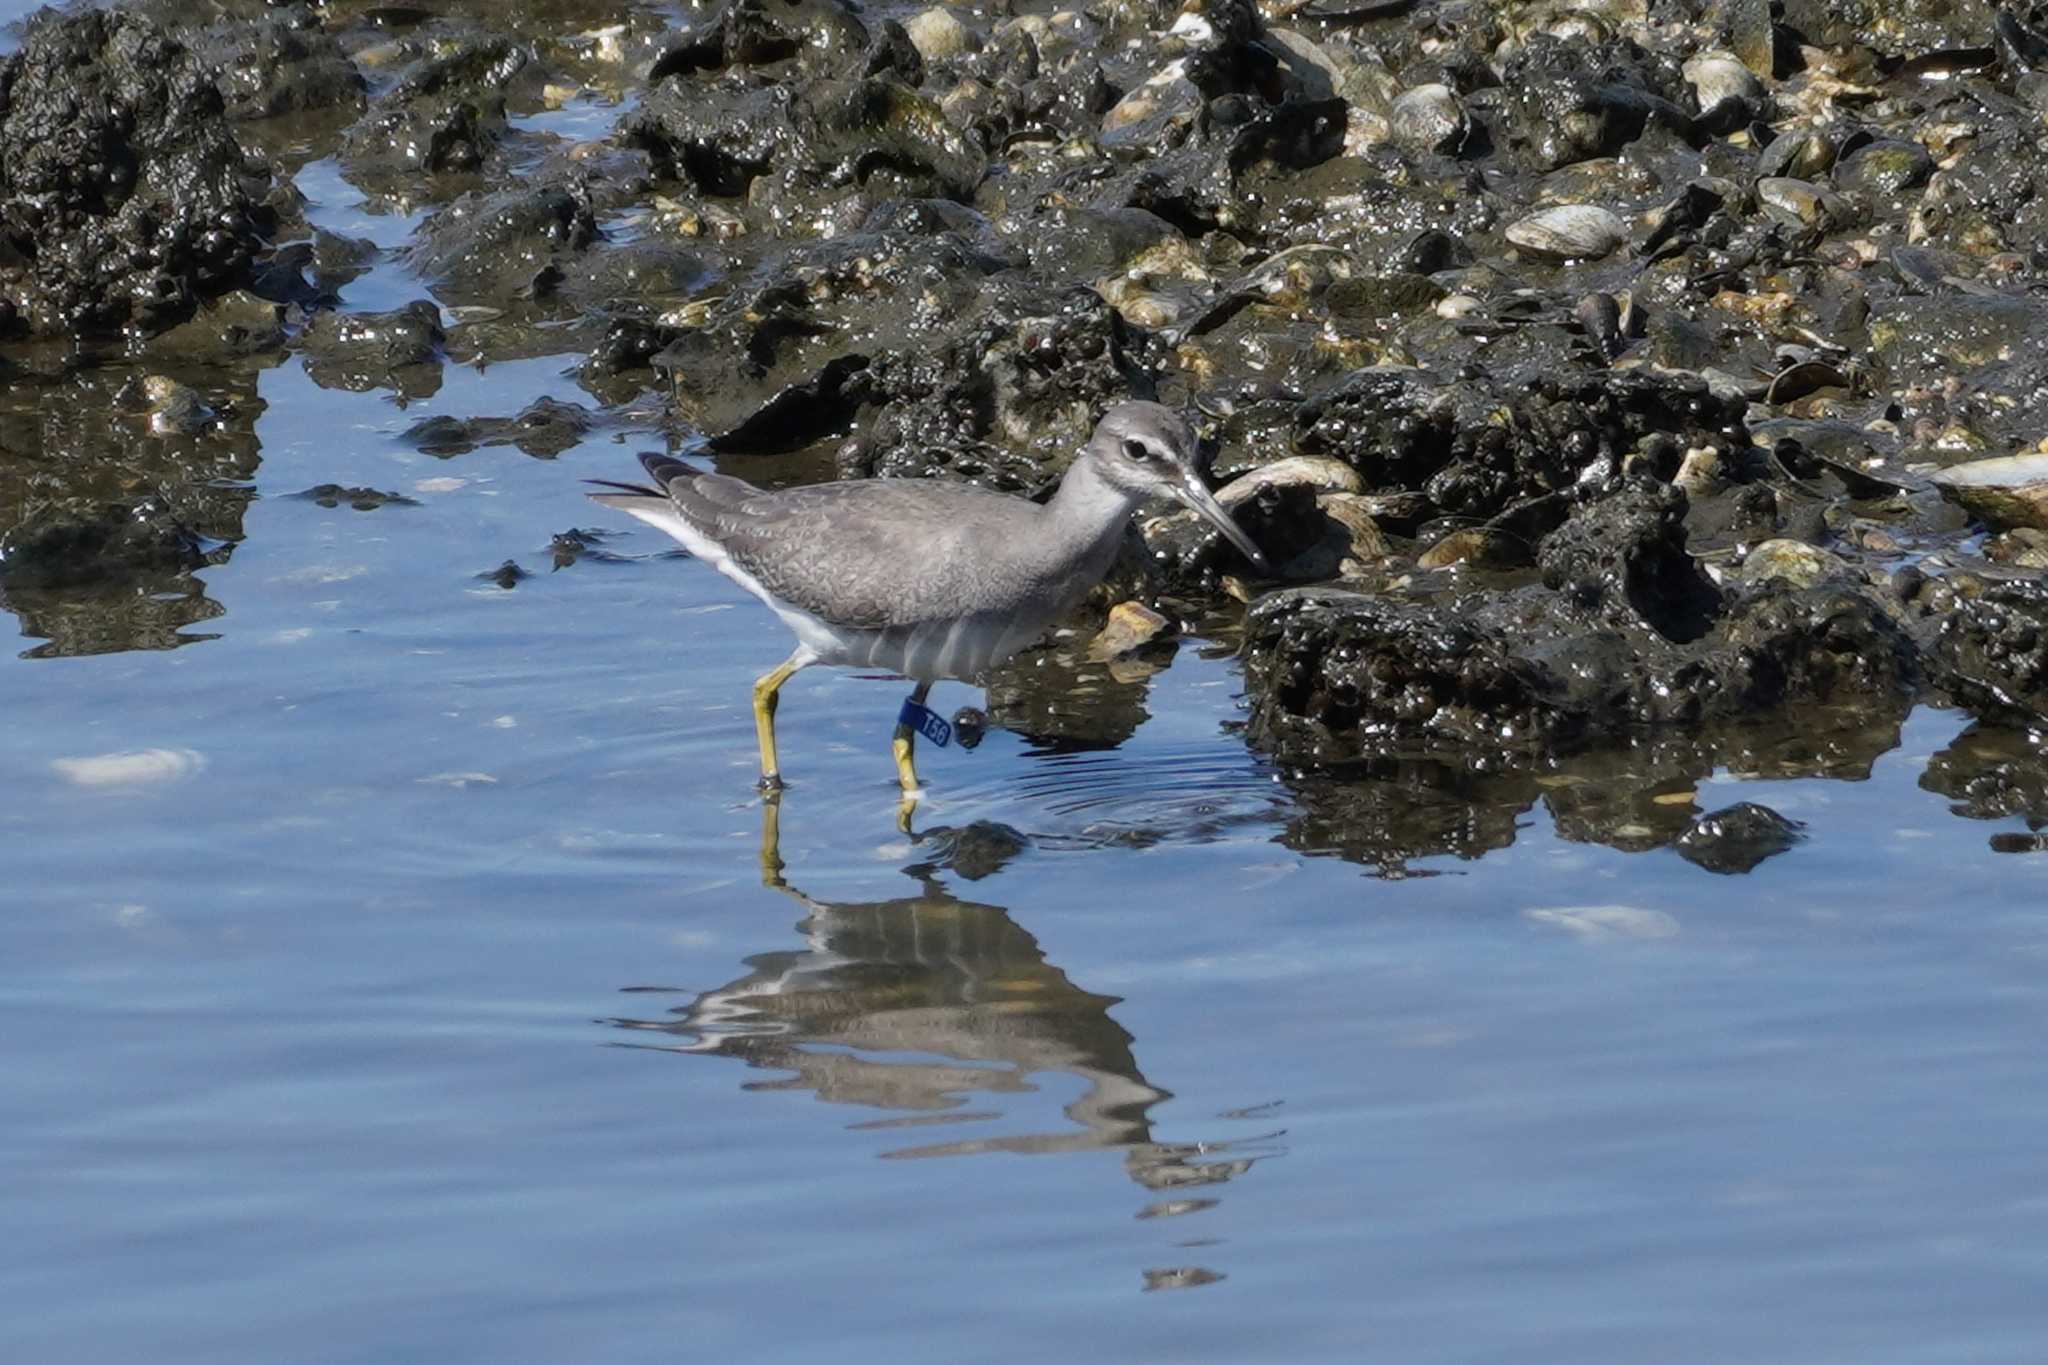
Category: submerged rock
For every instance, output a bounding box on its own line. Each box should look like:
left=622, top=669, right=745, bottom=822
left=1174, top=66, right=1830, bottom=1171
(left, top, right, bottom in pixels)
left=1674, top=802, right=1803, bottom=874
left=296, top=301, right=445, bottom=395
left=407, top=183, right=600, bottom=302
left=403, top=397, right=595, bottom=458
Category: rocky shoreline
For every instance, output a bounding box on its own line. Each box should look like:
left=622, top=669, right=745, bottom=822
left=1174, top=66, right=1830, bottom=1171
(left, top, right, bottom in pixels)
left=6, top=0, right=2048, bottom=861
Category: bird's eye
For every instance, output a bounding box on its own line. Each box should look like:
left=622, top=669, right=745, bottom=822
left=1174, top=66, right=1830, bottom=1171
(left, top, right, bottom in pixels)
left=1122, top=439, right=1153, bottom=462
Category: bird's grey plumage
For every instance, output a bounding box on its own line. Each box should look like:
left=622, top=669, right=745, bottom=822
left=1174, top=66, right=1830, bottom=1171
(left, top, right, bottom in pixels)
left=587, top=400, right=1264, bottom=688
left=649, top=463, right=1099, bottom=631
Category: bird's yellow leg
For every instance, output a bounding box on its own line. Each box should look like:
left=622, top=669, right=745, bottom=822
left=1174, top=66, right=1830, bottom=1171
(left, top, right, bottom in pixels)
left=752, top=653, right=805, bottom=790
left=892, top=681, right=933, bottom=797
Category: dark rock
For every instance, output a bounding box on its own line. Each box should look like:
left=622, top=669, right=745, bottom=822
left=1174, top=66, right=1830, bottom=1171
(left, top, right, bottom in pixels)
left=1932, top=580, right=2048, bottom=725
left=1915, top=128, right=2048, bottom=255
left=1141, top=480, right=1316, bottom=591
left=855, top=284, right=1158, bottom=484
left=289, top=485, right=419, bottom=510
left=403, top=397, right=595, bottom=458
left=558, top=240, right=711, bottom=309
left=587, top=317, right=681, bottom=377
left=1294, top=367, right=1749, bottom=527
left=480, top=559, right=531, bottom=588
left=654, top=221, right=1009, bottom=452
left=1777, top=0, right=1998, bottom=56
left=619, top=79, right=795, bottom=200
left=1242, top=582, right=1918, bottom=766
left=1537, top=477, right=1723, bottom=643
left=1498, top=34, right=1695, bottom=171
left=296, top=300, right=445, bottom=395
left=1835, top=139, right=1932, bottom=198
left=344, top=94, right=498, bottom=182
left=1674, top=801, right=1803, bottom=874
left=406, top=183, right=599, bottom=302
left=140, top=289, right=290, bottom=359
left=645, top=0, right=872, bottom=83
left=191, top=5, right=365, bottom=122
left=622, top=49, right=987, bottom=210
left=0, top=10, right=278, bottom=338
left=1243, top=590, right=1561, bottom=763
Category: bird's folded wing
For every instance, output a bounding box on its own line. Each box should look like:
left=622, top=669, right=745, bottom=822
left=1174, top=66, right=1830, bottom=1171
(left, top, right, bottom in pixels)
left=697, top=481, right=1036, bottom=631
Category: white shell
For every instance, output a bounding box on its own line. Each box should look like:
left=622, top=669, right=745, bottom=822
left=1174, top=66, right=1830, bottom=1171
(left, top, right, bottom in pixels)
left=1505, top=205, right=1627, bottom=261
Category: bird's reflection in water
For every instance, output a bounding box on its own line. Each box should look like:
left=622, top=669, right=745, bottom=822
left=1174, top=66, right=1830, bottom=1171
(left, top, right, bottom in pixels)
left=608, top=801, right=1281, bottom=1283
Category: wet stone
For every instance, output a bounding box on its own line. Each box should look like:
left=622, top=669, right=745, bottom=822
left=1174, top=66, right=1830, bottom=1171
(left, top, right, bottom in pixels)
left=1498, top=34, right=1693, bottom=171
left=1733, top=539, right=1854, bottom=590
left=479, top=560, right=532, bottom=589
left=1674, top=802, right=1803, bottom=875
left=296, top=301, right=446, bottom=395
left=403, top=397, right=595, bottom=458
left=1388, top=84, right=1466, bottom=156
left=1757, top=177, right=1846, bottom=230
left=1933, top=581, right=2048, bottom=726
left=1777, top=0, right=1999, bottom=56
left=406, top=183, right=600, bottom=303
left=1293, top=367, right=1748, bottom=529
left=289, top=486, right=420, bottom=511
left=0, top=9, right=279, bottom=338
left=1537, top=477, right=1723, bottom=644
left=1088, top=601, right=1172, bottom=661
left=191, top=5, right=366, bottom=122
left=1242, top=579, right=1919, bottom=769
left=1929, top=455, right=2048, bottom=534
left=1836, top=140, right=1933, bottom=198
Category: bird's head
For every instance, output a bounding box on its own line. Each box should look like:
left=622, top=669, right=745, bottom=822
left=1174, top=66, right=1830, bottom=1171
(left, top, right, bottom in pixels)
left=1085, top=401, right=1269, bottom=572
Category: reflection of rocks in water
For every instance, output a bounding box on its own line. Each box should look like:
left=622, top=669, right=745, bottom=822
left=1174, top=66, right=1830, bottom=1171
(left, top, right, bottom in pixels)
left=982, top=627, right=1169, bottom=751
left=0, top=363, right=266, bottom=657
left=1280, top=712, right=1904, bottom=874
left=1922, top=724, right=2048, bottom=836
left=611, top=807, right=1275, bottom=1198
left=1282, top=755, right=1535, bottom=873
left=1, top=578, right=226, bottom=659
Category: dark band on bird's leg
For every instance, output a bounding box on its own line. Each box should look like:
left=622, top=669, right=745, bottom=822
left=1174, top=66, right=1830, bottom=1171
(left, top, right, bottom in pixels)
left=892, top=680, right=933, bottom=793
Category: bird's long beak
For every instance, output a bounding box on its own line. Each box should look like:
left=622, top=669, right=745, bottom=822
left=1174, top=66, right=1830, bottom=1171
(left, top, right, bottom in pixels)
left=1170, top=477, right=1271, bottom=573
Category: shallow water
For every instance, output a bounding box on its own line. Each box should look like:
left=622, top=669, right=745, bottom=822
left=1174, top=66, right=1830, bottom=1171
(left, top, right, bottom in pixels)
left=10, top=30, right=2048, bottom=1363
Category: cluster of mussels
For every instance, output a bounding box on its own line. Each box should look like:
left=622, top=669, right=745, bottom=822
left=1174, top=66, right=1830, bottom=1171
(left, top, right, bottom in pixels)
left=6, top=0, right=2048, bottom=860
